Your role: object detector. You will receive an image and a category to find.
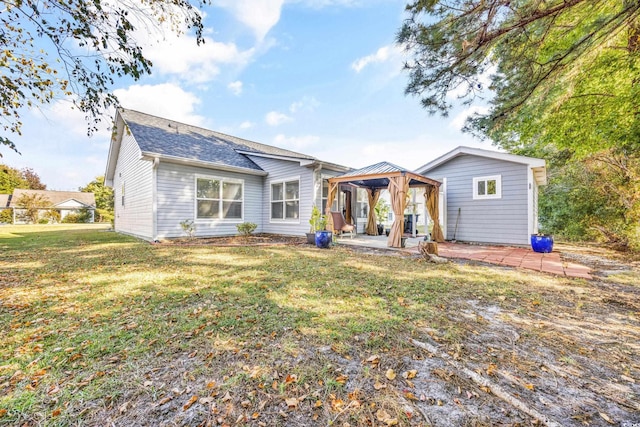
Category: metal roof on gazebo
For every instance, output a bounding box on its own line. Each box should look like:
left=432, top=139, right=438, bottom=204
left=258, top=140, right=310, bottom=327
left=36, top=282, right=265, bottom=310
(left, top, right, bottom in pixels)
left=331, top=161, right=440, bottom=189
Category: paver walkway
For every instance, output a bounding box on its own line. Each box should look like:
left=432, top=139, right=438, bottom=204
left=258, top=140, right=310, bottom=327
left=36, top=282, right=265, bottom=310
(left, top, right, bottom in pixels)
left=338, top=235, right=593, bottom=279
left=433, top=242, right=593, bottom=279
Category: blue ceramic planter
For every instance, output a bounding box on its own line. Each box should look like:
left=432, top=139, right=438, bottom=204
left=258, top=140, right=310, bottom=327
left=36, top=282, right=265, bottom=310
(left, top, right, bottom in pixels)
left=315, top=231, right=332, bottom=249
left=531, top=234, right=553, bottom=253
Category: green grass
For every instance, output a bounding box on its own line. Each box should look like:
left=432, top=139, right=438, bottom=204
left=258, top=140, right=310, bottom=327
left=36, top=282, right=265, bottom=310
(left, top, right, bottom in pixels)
left=0, top=224, right=629, bottom=426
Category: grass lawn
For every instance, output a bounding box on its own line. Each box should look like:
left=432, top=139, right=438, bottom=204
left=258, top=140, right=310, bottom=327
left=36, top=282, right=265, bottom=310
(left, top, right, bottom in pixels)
left=1, top=225, right=638, bottom=426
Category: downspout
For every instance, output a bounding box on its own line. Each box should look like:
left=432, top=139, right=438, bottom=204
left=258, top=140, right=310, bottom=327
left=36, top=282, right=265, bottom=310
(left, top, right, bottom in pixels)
left=152, top=157, right=159, bottom=241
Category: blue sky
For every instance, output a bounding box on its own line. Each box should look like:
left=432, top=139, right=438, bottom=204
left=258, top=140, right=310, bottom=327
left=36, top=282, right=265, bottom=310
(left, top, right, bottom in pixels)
left=2, top=0, right=491, bottom=190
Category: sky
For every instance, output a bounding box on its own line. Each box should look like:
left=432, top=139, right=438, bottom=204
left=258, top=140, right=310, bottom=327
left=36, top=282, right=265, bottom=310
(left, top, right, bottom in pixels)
left=1, top=0, right=493, bottom=191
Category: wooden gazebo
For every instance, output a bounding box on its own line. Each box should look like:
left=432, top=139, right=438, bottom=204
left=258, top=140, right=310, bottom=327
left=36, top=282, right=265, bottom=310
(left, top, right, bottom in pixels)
left=325, top=162, right=444, bottom=248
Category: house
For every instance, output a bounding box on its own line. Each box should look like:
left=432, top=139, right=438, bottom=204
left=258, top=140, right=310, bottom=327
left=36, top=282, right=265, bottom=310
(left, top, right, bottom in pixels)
left=414, top=146, right=547, bottom=245
left=5, top=189, right=96, bottom=223
left=104, top=109, right=350, bottom=241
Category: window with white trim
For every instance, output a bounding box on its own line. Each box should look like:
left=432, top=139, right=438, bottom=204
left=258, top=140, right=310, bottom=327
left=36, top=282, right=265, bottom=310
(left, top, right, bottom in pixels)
left=271, top=179, right=299, bottom=220
left=473, top=175, right=501, bottom=200
left=356, top=188, right=368, bottom=218
left=196, top=176, right=243, bottom=219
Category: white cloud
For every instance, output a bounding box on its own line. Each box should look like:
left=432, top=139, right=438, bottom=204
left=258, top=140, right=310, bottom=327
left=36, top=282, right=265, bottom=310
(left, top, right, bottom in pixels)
left=449, top=105, right=489, bottom=130
left=289, top=96, right=319, bottom=113
left=114, top=83, right=205, bottom=126
left=265, top=111, right=292, bottom=126
left=45, top=100, right=112, bottom=140
left=239, top=121, right=255, bottom=129
left=351, top=44, right=403, bottom=73
left=216, top=0, right=285, bottom=41
left=228, top=81, right=244, bottom=96
left=142, top=33, right=255, bottom=84
left=273, top=134, right=320, bottom=150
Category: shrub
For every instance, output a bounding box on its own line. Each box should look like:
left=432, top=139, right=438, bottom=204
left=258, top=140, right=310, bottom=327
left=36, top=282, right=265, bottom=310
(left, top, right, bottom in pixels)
left=0, top=209, right=12, bottom=224
left=44, top=210, right=61, bottom=223
left=37, top=218, right=49, bottom=224
left=96, top=208, right=114, bottom=223
left=180, top=219, right=196, bottom=238
left=62, top=213, right=81, bottom=223
left=236, top=222, right=257, bottom=237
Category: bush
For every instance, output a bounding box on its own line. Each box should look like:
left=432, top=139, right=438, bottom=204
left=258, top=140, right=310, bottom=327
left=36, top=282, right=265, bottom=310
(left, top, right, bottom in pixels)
left=180, top=219, right=196, bottom=238
left=96, top=208, right=114, bottom=223
left=44, top=210, right=61, bottom=224
left=62, top=213, right=82, bottom=223
left=236, top=222, right=257, bottom=237
left=0, top=209, right=12, bottom=224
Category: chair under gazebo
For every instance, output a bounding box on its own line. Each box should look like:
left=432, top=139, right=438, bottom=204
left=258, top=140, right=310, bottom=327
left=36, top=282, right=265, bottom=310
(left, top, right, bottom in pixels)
left=325, top=161, right=444, bottom=248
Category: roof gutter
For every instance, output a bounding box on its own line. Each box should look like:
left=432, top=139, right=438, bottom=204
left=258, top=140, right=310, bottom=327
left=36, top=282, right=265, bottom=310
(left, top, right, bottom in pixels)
left=140, top=152, right=268, bottom=176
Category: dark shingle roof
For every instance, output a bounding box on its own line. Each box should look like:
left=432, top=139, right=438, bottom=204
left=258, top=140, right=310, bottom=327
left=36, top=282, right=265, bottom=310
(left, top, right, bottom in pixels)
left=120, top=109, right=316, bottom=171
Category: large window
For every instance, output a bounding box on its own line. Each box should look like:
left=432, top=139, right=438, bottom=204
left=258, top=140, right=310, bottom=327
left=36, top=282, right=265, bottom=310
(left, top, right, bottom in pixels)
left=473, top=175, right=502, bottom=200
left=271, top=179, right=299, bottom=220
left=196, top=177, right=243, bottom=219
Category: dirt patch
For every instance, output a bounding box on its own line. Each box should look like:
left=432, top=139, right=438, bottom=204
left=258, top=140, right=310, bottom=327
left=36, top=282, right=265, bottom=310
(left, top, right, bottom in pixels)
left=158, top=234, right=307, bottom=247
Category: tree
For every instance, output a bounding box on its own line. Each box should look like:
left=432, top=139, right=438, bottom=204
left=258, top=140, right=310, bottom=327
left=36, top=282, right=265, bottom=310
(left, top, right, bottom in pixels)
left=0, top=164, right=29, bottom=193
left=21, top=168, right=46, bottom=190
left=79, top=175, right=113, bottom=222
left=398, top=0, right=640, bottom=155
left=399, top=0, right=640, bottom=249
left=1, top=0, right=207, bottom=156
left=0, top=164, right=47, bottom=192
left=16, top=193, right=51, bottom=224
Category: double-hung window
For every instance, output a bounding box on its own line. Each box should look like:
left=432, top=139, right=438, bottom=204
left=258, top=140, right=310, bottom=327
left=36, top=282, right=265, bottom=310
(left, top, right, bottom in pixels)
left=196, top=177, right=243, bottom=219
left=472, top=175, right=502, bottom=200
left=271, top=179, right=299, bottom=220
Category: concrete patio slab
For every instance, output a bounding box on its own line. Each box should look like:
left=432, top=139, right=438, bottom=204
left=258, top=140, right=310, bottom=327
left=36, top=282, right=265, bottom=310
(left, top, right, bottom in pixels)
left=336, top=235, right=593, bottom=279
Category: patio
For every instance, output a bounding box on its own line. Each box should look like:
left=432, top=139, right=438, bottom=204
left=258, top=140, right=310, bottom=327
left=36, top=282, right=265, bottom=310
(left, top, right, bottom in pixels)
left=336, top=235, right=593, bottom=280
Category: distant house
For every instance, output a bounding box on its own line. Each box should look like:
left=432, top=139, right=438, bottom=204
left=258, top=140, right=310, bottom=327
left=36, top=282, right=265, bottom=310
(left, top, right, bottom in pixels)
left=414, top=146, right=547, bottom=245
left=104, top=109, right=349, bottom=241
left=3, top=189, right=96, bottom=224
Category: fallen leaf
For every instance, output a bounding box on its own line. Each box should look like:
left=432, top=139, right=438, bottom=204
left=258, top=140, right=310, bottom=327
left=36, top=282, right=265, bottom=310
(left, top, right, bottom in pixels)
left=119, top=402, right=129, bottom=414
left=285, top=374, right=297, bottom=384
left=335, top=374, right=348, bottom=385
left=599, top=412, right=615, bottom=424
left=143, top=380, right=153, bottom=387
left=252, top=412, right=260, bottom=419
left=52, top=408, right=61, bottom=417
left=524, top=383, right=535, bottom=391
left=285, top=397, right=299, bottom=408
left=373, top=380, right=386, bottom=390
left=314, top=400, right=323, bottom=408
left=486, top=363, right=497, bottom=376
left=404, top=391, right=418, bottom=401
left=402, top=370, right=417, bottom=379
left=183, top=395, right=198, bottom=411
left=376, top=409, right=391, bottom=422
left=199, top=397, right=214, bottom=405
left=385, top=369, right=396, bottom=381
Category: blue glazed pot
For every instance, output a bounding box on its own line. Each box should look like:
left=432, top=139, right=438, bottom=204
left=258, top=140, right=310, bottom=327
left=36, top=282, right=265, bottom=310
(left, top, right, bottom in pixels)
left=531, top=234, right=554, bottom=253
left=315, top=231, right=332, bottom=249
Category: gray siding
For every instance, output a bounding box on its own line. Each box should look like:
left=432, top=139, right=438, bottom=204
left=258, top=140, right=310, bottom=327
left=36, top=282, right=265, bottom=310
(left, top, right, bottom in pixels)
left=155, top=162, right=263, bottom=239
left=427, top=155, right=530, bottom=245
left=248, top=156, right=313, bottom=236
left=113, top=133, right=154, bottom=240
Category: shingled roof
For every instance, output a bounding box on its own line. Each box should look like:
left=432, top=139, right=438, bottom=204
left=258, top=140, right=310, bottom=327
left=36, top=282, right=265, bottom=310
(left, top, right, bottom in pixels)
left=8, top=190, right=95, bottom=208
left=119, top=109, right=317, bottom=172
left=0, top=194, right=10, bottom=208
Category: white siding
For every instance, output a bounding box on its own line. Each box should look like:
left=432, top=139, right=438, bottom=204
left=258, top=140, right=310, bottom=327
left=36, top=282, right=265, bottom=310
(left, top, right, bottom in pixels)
left=113, top=134, right=154, bottom=240
left=248, top=156, right=313, bottom=236
left=426, top=155, right=531, bottom=245
left=155, top=162, right=263, bottom=239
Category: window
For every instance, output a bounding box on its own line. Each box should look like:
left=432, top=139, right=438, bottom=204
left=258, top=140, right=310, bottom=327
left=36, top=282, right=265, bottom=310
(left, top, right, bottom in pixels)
left=473, top=175, right=502, bottom=200
left=322, top=179, right=338, bottom=212
left=271, top=179, right=299, bottom=220
left=356, top=188, right=368, bottom=218
left=196, top=177, right=243, bottom=219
